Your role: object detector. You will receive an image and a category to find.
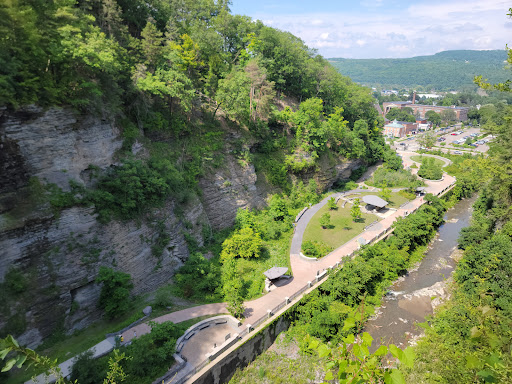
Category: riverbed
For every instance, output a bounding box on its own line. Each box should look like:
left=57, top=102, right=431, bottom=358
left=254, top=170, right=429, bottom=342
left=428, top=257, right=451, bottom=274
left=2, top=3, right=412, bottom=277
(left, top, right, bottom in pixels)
left=364, top=195, right=477, bottom=350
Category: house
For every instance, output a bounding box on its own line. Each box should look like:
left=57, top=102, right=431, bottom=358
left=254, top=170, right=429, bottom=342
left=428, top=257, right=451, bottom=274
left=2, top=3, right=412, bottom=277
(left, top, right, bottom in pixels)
left=383, top=119, right=418, bottom=138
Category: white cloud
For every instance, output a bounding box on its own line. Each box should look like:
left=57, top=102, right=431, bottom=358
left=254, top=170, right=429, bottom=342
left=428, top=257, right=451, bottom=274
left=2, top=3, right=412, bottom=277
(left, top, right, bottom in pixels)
left=251, top=0, right=512, bottom=58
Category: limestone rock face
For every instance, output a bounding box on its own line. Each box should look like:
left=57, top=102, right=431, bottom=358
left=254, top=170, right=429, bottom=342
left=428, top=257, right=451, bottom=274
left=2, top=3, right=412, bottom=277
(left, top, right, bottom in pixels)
left=198, top=155, right=268, bottom=230
left=0, top=106, right=206, bottom=348
left=0, top=106, right=122, bottom=190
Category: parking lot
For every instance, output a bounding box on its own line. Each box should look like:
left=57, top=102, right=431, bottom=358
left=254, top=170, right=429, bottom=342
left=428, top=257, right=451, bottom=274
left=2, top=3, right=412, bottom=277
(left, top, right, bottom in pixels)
left=394, top=125, right=490, bottom=154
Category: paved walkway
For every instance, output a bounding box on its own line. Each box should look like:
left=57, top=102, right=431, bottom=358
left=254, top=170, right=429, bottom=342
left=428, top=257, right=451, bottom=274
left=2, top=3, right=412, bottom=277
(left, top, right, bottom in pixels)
left=29, top=152, right=455, bottom=384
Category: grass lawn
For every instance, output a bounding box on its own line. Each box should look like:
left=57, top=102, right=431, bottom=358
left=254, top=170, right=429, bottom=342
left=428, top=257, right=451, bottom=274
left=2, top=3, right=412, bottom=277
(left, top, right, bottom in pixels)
left=410, top=155, right=446, bottom=167
left=236, top=229, right=293, bottom=300
left=302, top=203, right=378, bottom=251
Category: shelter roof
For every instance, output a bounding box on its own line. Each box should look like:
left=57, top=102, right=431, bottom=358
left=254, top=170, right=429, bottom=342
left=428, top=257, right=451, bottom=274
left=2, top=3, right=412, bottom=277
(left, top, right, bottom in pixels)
left=362, top=195, right=388, bottom=208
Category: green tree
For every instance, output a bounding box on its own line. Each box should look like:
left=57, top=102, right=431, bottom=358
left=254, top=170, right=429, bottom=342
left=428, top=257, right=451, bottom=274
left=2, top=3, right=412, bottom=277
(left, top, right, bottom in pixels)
left=215, top=67, right=251, bottom=121
left=319, top=212, right=331, bottom=229
left=221, top=258, right=245, bottom=319
left=220, top=227, right=262, bottom=261
left=417, top=130, right=437, bottom=149
left=327, top=197, right=337, bottom=210
left=96, top=267, right=133, bottom=319
left=380, top=188, right=391, bottom=202
left=425, top=110, right=441, bottom=126
left=386, top=108, right=416, bottom=122
left=440, top=108, right=457, bottom=123
left=351, top=198, right=362, bottom=222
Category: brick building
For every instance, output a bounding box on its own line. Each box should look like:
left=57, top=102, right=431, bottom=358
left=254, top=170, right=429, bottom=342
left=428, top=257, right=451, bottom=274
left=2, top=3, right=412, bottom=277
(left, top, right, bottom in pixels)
left=382, top=101, right=469, bottom=121
left=383, top=119, right=418, bottom=138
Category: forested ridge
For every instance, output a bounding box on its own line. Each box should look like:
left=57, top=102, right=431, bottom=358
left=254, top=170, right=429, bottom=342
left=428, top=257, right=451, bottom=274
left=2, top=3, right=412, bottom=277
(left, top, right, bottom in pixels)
left=0, top=0, right=387, bottom=210
left=329, top=50, right=509, bottom=90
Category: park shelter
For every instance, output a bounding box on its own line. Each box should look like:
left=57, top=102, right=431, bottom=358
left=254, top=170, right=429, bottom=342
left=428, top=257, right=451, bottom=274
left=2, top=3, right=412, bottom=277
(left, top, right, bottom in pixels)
left=362, top=195, right=388, bottom=210
left=263, top=267, right=288, bottom=280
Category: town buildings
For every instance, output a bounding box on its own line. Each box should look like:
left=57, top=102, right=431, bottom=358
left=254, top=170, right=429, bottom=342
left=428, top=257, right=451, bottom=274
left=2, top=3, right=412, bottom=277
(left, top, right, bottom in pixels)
left=382, top=101, right=468, bottom=121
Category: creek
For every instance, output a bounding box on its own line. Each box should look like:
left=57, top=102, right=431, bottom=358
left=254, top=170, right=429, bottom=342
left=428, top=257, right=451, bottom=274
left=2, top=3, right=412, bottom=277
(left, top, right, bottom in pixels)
left=364, top=194, right=477, bottom=350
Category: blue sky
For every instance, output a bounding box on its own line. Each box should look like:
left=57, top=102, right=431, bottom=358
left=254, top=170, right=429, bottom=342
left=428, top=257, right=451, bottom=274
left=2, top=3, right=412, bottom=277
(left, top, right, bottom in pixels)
left=230, top=0, right=512, bottom=59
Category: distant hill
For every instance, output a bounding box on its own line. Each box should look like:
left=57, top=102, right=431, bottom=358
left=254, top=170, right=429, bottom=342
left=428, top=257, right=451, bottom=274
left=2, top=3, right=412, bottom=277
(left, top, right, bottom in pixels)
left=329, top=50, right=509, bottom=90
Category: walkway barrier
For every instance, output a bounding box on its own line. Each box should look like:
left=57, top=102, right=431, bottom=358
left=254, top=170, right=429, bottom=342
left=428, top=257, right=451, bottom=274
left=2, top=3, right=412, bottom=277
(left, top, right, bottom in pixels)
left=295, top=207, right=308, bottom=222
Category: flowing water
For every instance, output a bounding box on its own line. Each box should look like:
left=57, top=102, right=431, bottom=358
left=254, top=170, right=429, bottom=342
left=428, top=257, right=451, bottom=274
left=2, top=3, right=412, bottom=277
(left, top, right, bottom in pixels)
left=364, top=195, right=477, bottom=350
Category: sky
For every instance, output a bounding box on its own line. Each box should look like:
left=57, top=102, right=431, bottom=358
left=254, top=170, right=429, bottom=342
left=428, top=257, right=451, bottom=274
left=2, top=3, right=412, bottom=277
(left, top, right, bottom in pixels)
left=229, top=0, right=512, bottom=59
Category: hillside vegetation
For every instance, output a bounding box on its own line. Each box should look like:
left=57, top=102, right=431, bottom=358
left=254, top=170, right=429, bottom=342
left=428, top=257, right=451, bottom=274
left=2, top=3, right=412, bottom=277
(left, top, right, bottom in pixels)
left=329, top=50, right=509, bottom=90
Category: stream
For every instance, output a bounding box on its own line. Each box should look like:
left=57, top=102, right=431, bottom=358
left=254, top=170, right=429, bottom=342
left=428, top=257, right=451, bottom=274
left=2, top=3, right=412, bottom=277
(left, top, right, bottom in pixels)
left=364, top=195, right=477, bottom=350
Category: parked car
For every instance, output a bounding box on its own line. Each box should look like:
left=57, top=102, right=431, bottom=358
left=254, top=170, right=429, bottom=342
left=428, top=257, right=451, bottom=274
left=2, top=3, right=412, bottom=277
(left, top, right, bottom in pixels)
left=454, top=151, right=463, bottom=154
left=469, top=143, right=478, bottom=147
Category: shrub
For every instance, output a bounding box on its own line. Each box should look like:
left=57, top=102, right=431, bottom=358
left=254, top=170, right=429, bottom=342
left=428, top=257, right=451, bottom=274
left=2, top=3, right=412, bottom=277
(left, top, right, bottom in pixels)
left=70, top=350, right=108, bottom=384
left=418, top=157, right=443, bottom=180
left=302, top=240, right=333, bottom=258
left=4, top=268, right=27, bottom=294
left=96, top=267, right=133, bottom=319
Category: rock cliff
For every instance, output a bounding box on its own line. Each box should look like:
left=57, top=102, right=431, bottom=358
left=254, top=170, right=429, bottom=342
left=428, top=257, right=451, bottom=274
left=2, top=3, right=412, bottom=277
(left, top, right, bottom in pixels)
left=0, top=106, right=363, bottom=347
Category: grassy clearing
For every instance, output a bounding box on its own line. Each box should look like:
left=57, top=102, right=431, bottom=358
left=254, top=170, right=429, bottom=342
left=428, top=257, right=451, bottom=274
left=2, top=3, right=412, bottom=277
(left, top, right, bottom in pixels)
left=302, top=202, right=377, bottom=251
left=410, top=155, right=446, bottom=167
left=237, top=229, right=293, bottom=300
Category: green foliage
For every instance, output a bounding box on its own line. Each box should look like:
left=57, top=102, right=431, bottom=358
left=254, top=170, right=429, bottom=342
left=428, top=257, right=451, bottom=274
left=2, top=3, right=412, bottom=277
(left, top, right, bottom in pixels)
left=329, top=50, right=509, bottom=90
left=173, top=253, right=221, bottom=302
left=319, top=212, right=331, bottom=228
left=301, top=240, right=333, bottom=258
left=85, top=159, right=187, bottom=222
left=3, top=268, right=27, bottom=295
left=122, top=321, right=182, bottom=383
left=327, top=197, right=337, bottom=210
left=220, top=227, right=262, bottom=261
left=70, top=350, right=108, bottom=384
left=418, top=157, right=443, bottom=180
left=96, top=267, right=133, bottom=319
left=350, top=199, right=362, bottom=222
left=305, top=331, right=414, bottom=383
left=366, top=167, right=420, bottom=188
left=222, top=258, right=245, bottom=319
left=379, top=188, right=392, bottom=202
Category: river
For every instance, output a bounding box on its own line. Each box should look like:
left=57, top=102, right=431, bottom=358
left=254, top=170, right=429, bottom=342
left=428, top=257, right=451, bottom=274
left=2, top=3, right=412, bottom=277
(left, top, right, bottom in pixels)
left=364, top=195, right=477, bottom=350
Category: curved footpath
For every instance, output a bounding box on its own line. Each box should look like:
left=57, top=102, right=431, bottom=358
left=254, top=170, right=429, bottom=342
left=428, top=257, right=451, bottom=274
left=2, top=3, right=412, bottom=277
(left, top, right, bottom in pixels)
left=28, top=153, right=456, bottom=384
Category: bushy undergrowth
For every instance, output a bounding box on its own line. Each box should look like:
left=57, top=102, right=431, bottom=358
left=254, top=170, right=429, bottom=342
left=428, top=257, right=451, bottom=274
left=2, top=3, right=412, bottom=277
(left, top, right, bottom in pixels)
left=366, top=166, right=421, bottom=188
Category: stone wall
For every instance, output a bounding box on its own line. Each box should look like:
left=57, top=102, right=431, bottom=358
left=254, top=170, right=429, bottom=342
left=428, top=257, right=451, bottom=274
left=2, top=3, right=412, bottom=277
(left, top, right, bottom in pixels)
left=192, top=315, right=292, bottom=384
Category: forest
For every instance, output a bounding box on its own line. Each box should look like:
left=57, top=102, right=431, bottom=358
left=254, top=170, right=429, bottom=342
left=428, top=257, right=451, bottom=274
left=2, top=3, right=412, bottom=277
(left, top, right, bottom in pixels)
left=329, top=50, right=509, bottom=90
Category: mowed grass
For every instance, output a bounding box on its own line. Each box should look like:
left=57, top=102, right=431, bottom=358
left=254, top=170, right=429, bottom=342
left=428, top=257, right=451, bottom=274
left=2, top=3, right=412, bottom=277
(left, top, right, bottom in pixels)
left=236, top=229, right=293, bottom=300
left=410, top=155, right=446, bottom=167
left=302, top=202, right=377, bottom=251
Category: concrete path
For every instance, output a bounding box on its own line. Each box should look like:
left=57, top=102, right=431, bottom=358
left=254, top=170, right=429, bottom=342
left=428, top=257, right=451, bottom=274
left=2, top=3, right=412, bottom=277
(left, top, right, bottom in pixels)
left=27, top=338, right=116, bottom=384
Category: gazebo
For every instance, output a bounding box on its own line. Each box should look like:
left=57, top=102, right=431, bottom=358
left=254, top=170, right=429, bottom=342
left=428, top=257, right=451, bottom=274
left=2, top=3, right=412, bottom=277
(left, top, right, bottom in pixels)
left=263, top=267, right=289, bottom=292
left=263, top=267, right=288, bottom=280
left=416, top=186, right=427, bottom=195
left=362, top=195, right=389, bottom=210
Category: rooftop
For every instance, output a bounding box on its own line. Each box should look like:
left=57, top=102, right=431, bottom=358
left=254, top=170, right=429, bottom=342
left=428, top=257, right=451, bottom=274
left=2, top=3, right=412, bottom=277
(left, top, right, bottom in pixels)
left=362, top=195, right=389, bottom=208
